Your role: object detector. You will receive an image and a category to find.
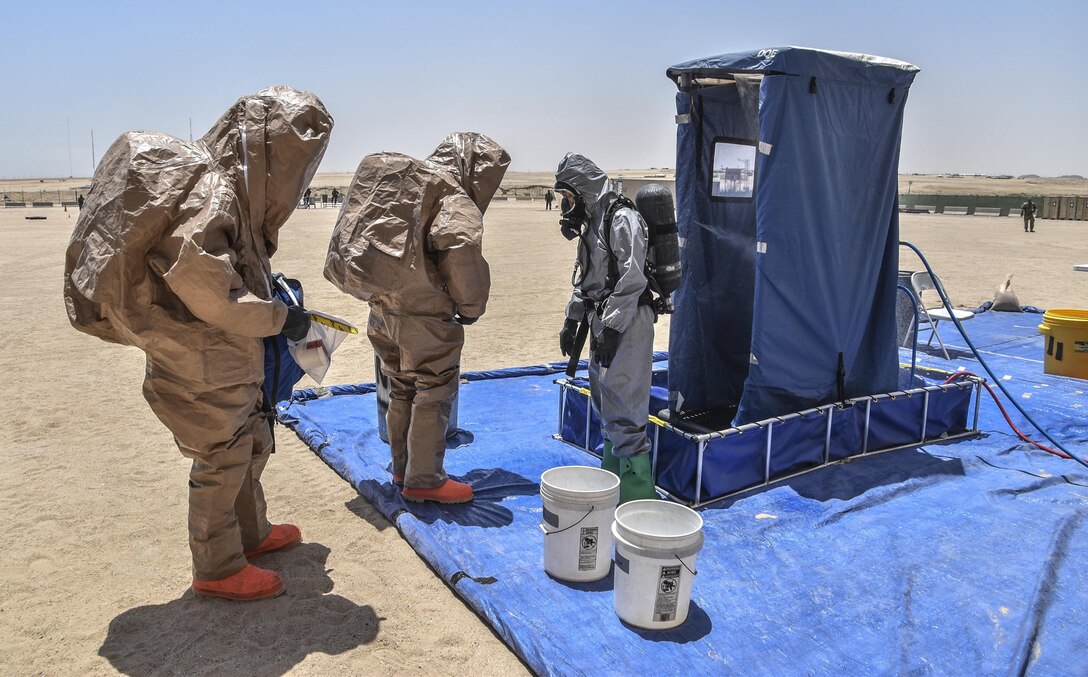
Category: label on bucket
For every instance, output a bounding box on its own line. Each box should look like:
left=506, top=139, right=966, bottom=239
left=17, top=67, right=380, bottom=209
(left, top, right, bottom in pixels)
left=654, top=565, right=682, bottom=622
left=578, top=527, right=599, bottom=571
left=542, top=507, right=559, bottom=529
left=1076, top=341, right=1088, bottom=353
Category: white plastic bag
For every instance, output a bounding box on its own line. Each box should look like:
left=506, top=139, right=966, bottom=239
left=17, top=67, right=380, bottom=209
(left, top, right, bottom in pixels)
left=992, top=273, right=1021, bottom=312
left=288, top=311, right=357, bottom=383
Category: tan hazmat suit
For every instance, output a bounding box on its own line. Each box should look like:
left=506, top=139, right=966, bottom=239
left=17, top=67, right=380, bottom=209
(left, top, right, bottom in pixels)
left=64, top=86, right=333, bottom=580
left=325, top=132, right=510, bottom=488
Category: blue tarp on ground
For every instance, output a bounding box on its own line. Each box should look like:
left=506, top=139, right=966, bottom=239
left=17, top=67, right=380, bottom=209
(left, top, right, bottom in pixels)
left=666, top=48, right=920, bottom=424
left=281, top=311, right=1088, bottom=676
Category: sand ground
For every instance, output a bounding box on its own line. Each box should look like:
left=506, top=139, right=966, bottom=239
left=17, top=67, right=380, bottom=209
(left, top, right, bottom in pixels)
left=1, top=195, right=1087, bottom=675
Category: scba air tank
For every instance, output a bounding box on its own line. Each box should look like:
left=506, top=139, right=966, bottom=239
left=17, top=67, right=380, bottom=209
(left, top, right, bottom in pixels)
left=635, top=184, right=682, bottom=309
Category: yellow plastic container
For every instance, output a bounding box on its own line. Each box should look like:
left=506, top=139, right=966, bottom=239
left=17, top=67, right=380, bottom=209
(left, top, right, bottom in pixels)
left=1038, top=309, right=1088, bottom=379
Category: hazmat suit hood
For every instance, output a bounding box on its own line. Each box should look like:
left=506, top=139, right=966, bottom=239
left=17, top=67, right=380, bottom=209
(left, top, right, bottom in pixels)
left=325, top=132, right=506, bottom=318
left=65, top=85, right=332, bottom=368
left=554, top=153, right=614, bottom=213
left=427, top=132, right=511, bottom=213
left=202, top=85, right=333, bottom=254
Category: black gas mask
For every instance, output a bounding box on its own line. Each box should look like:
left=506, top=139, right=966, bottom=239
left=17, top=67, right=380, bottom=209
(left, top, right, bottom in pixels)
left=556, top=182, right=587, bottom=240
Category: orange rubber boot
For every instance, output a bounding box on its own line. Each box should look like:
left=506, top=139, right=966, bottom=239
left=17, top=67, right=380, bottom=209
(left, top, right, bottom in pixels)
left=192, top=564, right=285, bottom=601
left=244, top=523, right=302, bottom=559
left=392, top=474, right=404, bottom=486
left=402, top=478, right=473, bottom=504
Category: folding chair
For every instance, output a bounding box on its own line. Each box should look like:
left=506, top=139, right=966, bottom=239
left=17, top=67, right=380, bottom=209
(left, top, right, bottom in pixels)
left=910, top=271, right=974, bottom=359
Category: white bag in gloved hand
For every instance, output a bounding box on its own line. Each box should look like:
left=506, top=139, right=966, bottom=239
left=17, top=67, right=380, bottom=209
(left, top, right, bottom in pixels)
left=288, top=311, right=357, bottom=383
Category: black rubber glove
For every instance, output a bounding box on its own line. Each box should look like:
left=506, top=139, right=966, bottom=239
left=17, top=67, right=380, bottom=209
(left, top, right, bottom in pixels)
left=281, top=305, right=310, bottom=342
left=559, top=318, right=579, bottom=357
left=454, top=313, right=478, bottom=325
left=593, top=327, right=621, bottom=368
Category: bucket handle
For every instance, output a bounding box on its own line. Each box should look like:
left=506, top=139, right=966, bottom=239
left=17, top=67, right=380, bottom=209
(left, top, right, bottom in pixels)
left=543, top=505, right=595, bottom=536
left=675, top=555, right=698, bottom=577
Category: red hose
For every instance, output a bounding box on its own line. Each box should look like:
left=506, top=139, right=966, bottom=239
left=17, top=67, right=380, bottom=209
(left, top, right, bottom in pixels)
left=944, top=371, right=1071, bottom=459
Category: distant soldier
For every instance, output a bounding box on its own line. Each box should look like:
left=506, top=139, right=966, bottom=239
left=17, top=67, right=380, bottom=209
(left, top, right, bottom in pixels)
left=77, top=193, right=84, bottom=211
left=1020, top=198, right=1036, bottom=232
left=544, top=189, right=554, bottom=210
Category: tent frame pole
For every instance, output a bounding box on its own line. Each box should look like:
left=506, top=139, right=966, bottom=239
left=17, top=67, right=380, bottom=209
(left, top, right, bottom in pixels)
left=823, top=406, right=834, bottom=464
left=695, top=439, right=707, bottom=505
left=920, top=390, right=930, bottom=443
left=763, top=422, right=774, bottom=485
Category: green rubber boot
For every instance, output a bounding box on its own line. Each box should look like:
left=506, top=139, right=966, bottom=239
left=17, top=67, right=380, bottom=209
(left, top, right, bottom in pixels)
left=618, top=452, right=657, bottom=504
left=601, top=440, right=620, bottom=476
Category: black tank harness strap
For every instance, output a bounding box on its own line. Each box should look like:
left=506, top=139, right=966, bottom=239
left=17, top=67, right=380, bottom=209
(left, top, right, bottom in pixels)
left=565, top=313, right=591, bottom=378
left=601, top=195, right=636, bottom=293
left=601, top=196, right=656, bottom=310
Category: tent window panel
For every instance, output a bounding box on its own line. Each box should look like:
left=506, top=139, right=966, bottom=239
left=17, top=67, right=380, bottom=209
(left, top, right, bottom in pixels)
left=709, top=137, right=757, bottom=201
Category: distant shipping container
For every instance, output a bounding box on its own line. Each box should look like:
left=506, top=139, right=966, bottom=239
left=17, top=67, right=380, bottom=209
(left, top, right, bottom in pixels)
left=1076, top=196, right=1088, bottom=221
left=1042, top=196, right=1061, bottom=219
left=1058, top=196, right=1078, bottom=220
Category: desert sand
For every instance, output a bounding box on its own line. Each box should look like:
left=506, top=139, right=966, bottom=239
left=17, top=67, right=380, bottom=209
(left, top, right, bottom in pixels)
left=2, top=177, right=1087, bottom=675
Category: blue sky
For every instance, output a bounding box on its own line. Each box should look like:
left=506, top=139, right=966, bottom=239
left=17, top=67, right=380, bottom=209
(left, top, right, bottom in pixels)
left=2, top=0, right=1085, bottom=177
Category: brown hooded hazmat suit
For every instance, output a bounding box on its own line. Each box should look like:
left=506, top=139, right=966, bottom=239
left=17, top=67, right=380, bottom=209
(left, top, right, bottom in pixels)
left=64, top=86, right=333, bottom=583
left=325, top=133, right=510, bottom=499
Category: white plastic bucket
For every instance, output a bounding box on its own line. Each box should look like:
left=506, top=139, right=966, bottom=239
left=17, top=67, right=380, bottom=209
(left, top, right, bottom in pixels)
left=612, top=499, right=704, bottom=630
left=540, top=466, right=621, bottom=582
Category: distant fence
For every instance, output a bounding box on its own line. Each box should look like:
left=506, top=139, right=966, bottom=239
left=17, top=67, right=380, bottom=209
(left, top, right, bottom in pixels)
left=294, top=183, right=559, bottom=207
left=497, top=184, right=551, bottom=198
left=899, top=193, right=1040, bottom=217
left=2, top=182, right=652, bottom=207
left=898, top=193, right=1088, bottom=220
left=12, top=186, right=1082, bottom=221
left=2, top=188, right=85, bottom=204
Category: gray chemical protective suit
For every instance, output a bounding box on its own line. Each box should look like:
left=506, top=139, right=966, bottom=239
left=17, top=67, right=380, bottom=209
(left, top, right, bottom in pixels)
left=557, top=153, right=654, bottom=459
left=64, top=87, right=333, bottom=580
left=325, top=133, right=510, bottom=488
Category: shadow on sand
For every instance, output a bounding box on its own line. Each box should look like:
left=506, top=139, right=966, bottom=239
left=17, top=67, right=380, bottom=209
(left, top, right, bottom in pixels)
left=99, top=542, right=379, bottom=676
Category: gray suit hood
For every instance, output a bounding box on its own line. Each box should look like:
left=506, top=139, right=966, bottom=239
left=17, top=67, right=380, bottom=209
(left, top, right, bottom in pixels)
left=554, top=153, right=614, bottom=213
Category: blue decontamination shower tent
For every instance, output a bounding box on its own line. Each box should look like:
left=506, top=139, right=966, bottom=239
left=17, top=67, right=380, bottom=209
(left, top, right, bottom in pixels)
left=666, top=47, right=920, bottom=425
